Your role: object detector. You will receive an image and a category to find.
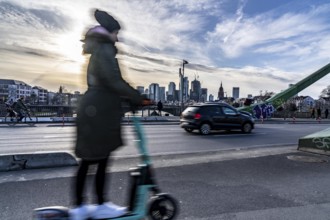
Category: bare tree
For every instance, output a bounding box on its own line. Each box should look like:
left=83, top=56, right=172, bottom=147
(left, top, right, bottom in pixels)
left=320, top=85, right=330, bottom=98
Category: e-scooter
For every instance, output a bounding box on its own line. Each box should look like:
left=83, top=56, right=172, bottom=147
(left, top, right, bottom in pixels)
left=33, top=114, right=178, bottom=220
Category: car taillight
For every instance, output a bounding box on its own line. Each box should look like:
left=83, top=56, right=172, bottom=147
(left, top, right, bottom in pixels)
left=194, top=113, right=201, bottom=119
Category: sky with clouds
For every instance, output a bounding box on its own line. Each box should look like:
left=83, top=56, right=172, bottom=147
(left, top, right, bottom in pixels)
left=0, top=0, right=330, bottom=99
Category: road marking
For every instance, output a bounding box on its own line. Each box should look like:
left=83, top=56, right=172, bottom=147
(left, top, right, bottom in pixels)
left=212, top=132, right=267, bottom=137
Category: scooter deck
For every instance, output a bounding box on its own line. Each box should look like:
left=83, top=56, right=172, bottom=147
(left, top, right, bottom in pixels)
left=88, top=212, right=140, bottom=219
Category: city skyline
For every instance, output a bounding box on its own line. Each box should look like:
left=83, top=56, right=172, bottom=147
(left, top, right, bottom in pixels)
left=1, top=0, right=330, bottom=99
left=0, top=75, right=324, bottom=102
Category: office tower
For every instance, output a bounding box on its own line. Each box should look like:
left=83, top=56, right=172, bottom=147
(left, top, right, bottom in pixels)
left=159, top=86, right=165, bottom=102
left=190, top=78, right=201, bottom=102
left=200, top=88, right=208, bottom=102
left=168, top=82, right=176, bottom=101
left=179, top=77, right=189, bottom=102
left=232, top=87, right=239, bottom=99
left=148, top=83, right=159, bottom=101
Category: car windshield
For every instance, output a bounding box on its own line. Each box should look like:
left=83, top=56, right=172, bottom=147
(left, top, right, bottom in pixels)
left=183, top=107, right=199, bottom=114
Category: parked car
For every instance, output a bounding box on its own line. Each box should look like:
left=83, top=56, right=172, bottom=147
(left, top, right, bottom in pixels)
left=180, top=103, right=255, bottom=135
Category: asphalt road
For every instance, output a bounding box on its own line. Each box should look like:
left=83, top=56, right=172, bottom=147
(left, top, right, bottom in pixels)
left=0, top=123, right=329, bottom=158
left=1, top=146, right=330, bottom=220
left=1, top=122, right=330, bottom=219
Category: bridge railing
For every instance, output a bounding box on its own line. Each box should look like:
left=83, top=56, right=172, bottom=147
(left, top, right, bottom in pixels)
left=0, top=104, right=76, bottom=117
left=0, top=104, right=183, bottom=117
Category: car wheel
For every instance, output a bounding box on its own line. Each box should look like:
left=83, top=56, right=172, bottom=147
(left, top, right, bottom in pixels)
left=199, top=123, right=211, bottom=135
left=184, top=128, right=193, bottom=133
left=242, top=123, right=252, bottom=133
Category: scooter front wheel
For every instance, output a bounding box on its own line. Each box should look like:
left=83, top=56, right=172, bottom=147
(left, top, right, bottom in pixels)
left=148, top=193, right=178, bottom=220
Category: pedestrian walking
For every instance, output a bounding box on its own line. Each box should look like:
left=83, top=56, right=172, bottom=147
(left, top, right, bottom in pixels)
left=325, top=108, right=329, bottom=119
left=71, top=9, right=150, bottom=220
left=311, top=108, right=315, bottom=118
left=157, top=100, right=163, bottom=116
left=317, top=107, right=322, bottom=119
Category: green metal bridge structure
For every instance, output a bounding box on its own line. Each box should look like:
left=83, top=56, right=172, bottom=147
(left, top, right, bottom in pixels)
left=237, top=62, right=330, bottom=155
left=238, top=62, right=330, bottom=113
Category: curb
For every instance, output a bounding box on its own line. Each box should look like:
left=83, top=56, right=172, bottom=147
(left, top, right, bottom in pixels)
left=298, top=127, right=330, bottom=155
left=0, top=152, right=78, bottom=172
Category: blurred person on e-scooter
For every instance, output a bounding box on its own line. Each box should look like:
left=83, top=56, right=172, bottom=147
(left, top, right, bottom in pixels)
left=71, top=9, right=151, bottom=220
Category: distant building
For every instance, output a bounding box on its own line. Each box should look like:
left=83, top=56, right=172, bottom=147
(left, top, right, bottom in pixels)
left=70, top=91, right=82, bottom=106
left=218, top=82, right=224, bottom=100
left=32, top=86, right=48, bottom=104
left=136, top=86, right=144, bottom=94
left=292, top=96, right=315, bottom=112
left=167, top=82, right=176, bottom=101
left=232, top=87, right=239, bottom=99
left=148, top=83, right=159, bottom=101
left=159, top=86, right=166, bottom=102
left=179, top=77, right=189, bottom=102
left=0, top=79, right=31, bottom=102
left=175, top=90, right=180, bottom=102
left=200, top=88, right=208, bottom=102
left=209, top=94, right=214, bottom=102
left=48, top=92, right=56, bottom=105
left=190, top=78, right=201, bottom=102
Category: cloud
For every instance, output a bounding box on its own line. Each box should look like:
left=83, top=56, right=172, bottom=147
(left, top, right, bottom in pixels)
left=0, top=1, right=72, bottom=31
left=0, top=0, right=329, bottom=99
left=206, top=2, right=330, bottom=61
left=0, top=1, right=77, bottom=61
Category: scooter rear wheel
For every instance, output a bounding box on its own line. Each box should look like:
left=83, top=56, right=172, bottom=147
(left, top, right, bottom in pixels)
left=148, top=194, right=178, bottom=220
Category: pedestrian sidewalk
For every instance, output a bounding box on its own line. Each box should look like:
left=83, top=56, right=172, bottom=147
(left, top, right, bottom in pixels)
left=256, top=117, right=330, bottom=124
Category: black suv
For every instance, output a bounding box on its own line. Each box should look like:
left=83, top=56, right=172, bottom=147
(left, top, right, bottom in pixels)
left=180, top=103, right=255, bottom=135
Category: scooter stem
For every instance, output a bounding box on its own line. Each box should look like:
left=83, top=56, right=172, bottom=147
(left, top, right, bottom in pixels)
left=131, top=116, right=152, bottom=165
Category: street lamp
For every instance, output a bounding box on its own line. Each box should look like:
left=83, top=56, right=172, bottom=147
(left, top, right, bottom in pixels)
left=180, top=59, right=189, bottom=112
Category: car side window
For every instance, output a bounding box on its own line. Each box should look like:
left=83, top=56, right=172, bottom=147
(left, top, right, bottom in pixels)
left=222, top=106, right=237, bottom=115
left=200, top=106, right=211, bottom=114
left=213, top=106, right=221, bottom=114
left=200, top=106, right=221, bottom=115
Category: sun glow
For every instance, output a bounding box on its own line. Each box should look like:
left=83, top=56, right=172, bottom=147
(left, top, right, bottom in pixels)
left=53, top=31, right=85, bottom=70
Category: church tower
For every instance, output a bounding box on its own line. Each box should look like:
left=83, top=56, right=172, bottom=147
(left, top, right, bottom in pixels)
left=218, top=82, right=224, bottom=100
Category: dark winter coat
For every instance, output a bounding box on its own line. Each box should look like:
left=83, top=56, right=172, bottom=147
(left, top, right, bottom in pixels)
left=75, top=38, right=143, bottom=160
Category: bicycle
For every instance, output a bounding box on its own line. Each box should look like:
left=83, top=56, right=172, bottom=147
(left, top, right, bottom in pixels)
left=5, top=108, right=38, bottom=126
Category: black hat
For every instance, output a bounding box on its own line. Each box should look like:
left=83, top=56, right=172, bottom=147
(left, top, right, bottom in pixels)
left=94, top=9, right=121, bottom=33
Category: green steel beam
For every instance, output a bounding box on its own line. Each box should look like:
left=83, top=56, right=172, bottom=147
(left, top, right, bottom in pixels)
left=238, top=62, right=330, bottom=112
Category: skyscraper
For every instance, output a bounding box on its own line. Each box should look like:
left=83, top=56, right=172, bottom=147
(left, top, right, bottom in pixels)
left=190, top=78, right=201, bottom=102
left=232, top=87, right=239, bottom=99
left=159, top=86, right=166, bottom=102
left=168, top=82, right=176, bottom=101
left=148, top=83, right=159, bottom=101
left=180, top=77, right=189, bottom=102
left=200, top=88, right=208, bottom=102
